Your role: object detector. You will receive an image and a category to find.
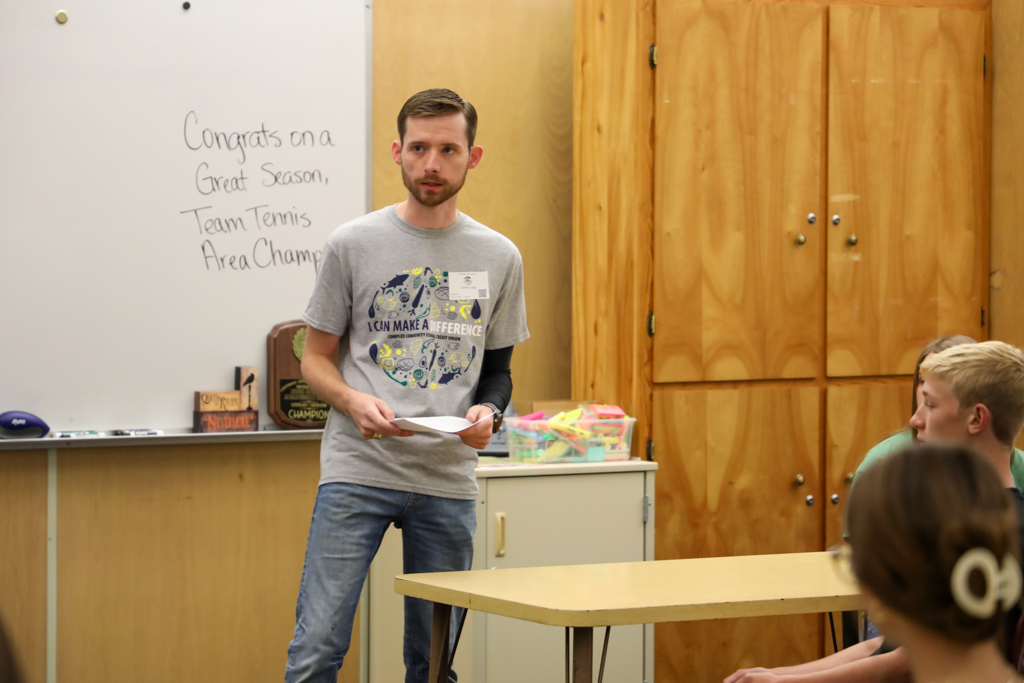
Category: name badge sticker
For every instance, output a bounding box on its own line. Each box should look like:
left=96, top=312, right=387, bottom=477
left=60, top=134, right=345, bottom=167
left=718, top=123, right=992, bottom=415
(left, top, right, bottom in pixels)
left=448, top=271, right=490, bottom=300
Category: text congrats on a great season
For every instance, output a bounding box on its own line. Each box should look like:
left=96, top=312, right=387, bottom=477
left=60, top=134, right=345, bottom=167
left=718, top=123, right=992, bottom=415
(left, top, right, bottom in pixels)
left=178, top=111, right=336, bottom=274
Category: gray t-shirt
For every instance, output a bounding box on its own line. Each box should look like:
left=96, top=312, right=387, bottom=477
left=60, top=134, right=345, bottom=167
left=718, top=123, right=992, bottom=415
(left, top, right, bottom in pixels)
left=303, top=205, right=530, bottom=499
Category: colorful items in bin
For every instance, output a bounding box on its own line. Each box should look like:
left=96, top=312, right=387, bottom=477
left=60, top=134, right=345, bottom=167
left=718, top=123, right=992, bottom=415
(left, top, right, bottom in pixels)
left=505, top=404, right=634, bottom=464
left=589, top=404, right=626, bottom=419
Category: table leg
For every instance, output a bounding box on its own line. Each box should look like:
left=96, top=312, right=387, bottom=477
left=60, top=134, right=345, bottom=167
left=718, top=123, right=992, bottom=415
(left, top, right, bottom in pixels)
left=841, top=611, right=860, bottom=649
left=572, top=627, right=593, bottom=683
left=448, top=607, right=467, bottom=671
left=565, top=628, right=570, bottom=683
left=429, top=603, right=452, bottom=683
left=597, top=626, right=610, bottom=683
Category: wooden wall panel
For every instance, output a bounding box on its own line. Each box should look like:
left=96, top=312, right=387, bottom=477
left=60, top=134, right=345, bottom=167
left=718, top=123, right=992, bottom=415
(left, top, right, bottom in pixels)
left=653, top=386, right=822, bottom=681
left=56, top=442, right=359, bottom=683
left=991, top=0, right=1024, bottom=350
left=653, top=0, right=825, bottom=383
left=0, top=451, right=47, bottom=683
left=373, top=0, right=574, bottom=405
left=572, top=0, right=655, bottom=451
left=729, top=0, right=988, bottom=7
left=827, top=5, right=988, bottom=376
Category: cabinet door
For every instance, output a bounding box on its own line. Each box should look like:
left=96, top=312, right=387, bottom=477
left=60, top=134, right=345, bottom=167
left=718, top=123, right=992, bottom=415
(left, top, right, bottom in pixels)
left=827, top=5, right=988, bottom=376
left=654, top=387, right=822, bottom=681
left=653, top=0, right=825, bottom=382
left=484, top=473, right=646, bottom=683
left=824, top=382, right=913, bottom=548
left=822, top=382, right=911, bottom=655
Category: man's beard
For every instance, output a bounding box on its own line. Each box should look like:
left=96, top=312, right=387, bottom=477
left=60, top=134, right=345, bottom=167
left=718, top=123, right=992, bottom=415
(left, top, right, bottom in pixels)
left=402, top=164, right=469, bottom=208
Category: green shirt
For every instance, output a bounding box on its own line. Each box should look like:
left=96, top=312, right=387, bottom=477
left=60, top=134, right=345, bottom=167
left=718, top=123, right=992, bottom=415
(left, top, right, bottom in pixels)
left=844, top=429, right=1024, bottom=536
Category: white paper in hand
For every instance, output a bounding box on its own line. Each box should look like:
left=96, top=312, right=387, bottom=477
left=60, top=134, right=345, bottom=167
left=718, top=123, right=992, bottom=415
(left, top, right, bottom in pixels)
left=390, top=413, right=491, bottom=434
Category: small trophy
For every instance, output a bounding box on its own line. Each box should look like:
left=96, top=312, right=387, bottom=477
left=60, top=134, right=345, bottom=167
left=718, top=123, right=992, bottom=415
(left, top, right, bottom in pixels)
left=268, top=320, right=329, bottom=429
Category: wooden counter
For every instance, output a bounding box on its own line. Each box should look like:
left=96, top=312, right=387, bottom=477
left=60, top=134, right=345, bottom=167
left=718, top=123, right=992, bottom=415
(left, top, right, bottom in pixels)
left=0, top=434, right=652, bottom=683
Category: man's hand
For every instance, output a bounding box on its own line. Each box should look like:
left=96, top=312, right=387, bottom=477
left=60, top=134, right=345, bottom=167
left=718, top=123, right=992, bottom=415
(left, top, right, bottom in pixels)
left=340, top=389, right=414, bottom=440
left=458, top=405, right=494, bottom=449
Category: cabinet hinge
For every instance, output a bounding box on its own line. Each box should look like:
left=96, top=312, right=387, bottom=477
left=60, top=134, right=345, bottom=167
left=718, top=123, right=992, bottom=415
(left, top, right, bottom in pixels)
left=643, top=495, right=650, bottom=523
left=647, top=312, right=655, bottom=337
left=981, top=306, right=986, bottom=327
left=646, top=437, right=654, bottom=461
left=649, top=44, right=657, bottom=69
left=984, top=55, right=988, bottom=76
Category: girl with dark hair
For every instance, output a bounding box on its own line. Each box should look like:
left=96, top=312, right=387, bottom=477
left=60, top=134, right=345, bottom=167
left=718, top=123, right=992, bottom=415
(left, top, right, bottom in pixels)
left=846, top=444, right=1023, bottom=683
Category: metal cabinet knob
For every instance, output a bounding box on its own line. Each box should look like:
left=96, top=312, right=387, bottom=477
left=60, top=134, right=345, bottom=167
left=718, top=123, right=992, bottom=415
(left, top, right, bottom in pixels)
left=845, top=472, right=855, bottom=484
left=806, top=495, right=815, bottom=506
left=831, top=494, right=840, bottom=505
left=832, top=214, right=841, bottom=226
left=847, top=234, right=858, bottom=246
left=795, top=474, right=806, bottom=485
left=795, top=234, right=806, bottom=246
left=807, top=213, right=817, bottom=224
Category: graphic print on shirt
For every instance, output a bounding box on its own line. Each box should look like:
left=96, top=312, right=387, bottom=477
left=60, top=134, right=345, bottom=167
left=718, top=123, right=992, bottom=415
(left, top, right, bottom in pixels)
left=366, top=267, right=484, bottom=389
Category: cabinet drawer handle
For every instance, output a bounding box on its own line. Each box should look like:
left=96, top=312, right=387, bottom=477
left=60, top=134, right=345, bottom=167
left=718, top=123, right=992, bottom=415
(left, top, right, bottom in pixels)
left=495, top=512, right=506, bottom=557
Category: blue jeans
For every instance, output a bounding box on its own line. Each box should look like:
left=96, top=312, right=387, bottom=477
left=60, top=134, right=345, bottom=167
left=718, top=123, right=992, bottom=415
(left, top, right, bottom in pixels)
left=285, top=482, right=476, bottom=683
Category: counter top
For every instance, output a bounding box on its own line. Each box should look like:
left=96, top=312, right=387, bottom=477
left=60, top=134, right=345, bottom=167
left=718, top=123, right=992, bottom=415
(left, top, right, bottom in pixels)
left=475, top=457, right=656, bottom=477
left=0, top=428, right=325, bottom=450
left=0, top=432, right=655, bottom=474
left=0, top=432, right=656, bottom=474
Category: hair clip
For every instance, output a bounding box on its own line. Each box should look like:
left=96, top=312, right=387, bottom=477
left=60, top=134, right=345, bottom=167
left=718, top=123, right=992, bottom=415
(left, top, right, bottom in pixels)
left=950, top=548, right=1023, bottom=619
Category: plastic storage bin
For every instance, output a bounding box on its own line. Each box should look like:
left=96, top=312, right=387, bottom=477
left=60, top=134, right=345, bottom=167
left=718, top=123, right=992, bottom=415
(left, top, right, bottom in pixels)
left=505, top=417, right=636, bottom=463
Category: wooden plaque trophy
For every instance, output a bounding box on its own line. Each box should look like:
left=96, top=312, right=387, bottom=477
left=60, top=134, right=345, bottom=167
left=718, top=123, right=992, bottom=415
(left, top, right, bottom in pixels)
left=267, top=320, right=329, bottom=429
left=192, top=366, right=259, bottom=433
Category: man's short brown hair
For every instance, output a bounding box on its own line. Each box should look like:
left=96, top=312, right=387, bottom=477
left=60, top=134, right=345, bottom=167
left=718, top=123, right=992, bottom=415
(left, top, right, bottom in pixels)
left=397, top=89, right=478, bottom=148
left=920, top=341, right=1024, bottom=447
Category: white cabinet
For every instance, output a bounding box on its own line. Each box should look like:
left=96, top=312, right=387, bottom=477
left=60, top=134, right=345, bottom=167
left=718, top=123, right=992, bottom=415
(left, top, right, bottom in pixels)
left=368, top=461, right=657, bottom=683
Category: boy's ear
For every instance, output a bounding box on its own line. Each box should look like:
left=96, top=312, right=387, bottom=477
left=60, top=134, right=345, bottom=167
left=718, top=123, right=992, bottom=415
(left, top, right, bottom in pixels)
left=967, top=403, right=991, bottom=436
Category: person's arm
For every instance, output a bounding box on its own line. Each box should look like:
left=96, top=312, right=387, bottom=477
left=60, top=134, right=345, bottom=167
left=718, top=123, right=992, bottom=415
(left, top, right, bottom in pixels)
left=725, top=638, right=882, bottom=682
left=726, top=647, right=910, bottom=683
left=301, top=326, right=413, bottom=439
left=474, top=346, right=513, bottom=413
left=457, top=346, right=514, bottom=450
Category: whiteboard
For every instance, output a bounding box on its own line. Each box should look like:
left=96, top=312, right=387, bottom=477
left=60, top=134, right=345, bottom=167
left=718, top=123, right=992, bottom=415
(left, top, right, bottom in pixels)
left=0, top=0, right=368, bottom=432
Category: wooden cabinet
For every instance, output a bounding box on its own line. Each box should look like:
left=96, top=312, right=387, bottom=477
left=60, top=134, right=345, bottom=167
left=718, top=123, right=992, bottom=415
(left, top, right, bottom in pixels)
left=653, top=387, right=822, bottom=680
left=652, top=1, right=988, bottom=382
left=824, top=382, right=913, bottom=548
left=653, top=0, right=826, bottom=383
left=574, top=0, right=990, bottom=677
left=821, top=381, right=912, bottom=655
left=826, top=5, right=988, bottom=376
left=367, top=462, right=656, bottom=683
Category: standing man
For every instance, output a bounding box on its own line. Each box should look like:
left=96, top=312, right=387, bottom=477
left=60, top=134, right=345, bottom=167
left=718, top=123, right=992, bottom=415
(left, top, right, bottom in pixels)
left=285, top=89, right=529, bottom=683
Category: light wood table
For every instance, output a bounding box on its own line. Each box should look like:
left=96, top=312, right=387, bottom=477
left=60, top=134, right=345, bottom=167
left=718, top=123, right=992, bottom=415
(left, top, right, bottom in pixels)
left=396, top=551, right=861, bottom=683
